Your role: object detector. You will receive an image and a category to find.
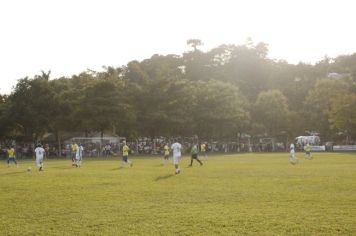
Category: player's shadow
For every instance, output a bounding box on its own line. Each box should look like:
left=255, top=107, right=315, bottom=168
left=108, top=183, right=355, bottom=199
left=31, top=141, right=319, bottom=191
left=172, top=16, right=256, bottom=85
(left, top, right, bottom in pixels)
left=1, top=171, right=24, bottom=176
left=51, top=166, right=73, bottom=169
left=111, top=167, right=124, bottom=170
left=155, top=174, right=174, bottom=181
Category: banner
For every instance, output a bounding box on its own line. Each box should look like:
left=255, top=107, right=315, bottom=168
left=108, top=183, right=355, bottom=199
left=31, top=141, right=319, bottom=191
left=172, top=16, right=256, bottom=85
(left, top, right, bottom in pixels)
left=332, top=145, right=356, bottom=151
left=310, top=146, right=326, bottom=151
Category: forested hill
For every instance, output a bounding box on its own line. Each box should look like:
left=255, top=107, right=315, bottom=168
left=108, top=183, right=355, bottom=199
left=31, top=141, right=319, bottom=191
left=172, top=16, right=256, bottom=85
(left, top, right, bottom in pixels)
left=1, top=39, right=356, bottom=143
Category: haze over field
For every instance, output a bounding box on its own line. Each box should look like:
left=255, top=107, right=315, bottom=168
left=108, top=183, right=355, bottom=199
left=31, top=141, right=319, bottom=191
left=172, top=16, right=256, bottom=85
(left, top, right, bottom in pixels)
left=1, top=0, right=356, bottom=94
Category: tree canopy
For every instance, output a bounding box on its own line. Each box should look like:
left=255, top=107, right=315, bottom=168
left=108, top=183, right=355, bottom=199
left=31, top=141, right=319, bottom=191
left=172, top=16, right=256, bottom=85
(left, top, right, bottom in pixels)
left=1, top=39, right=356, bottom=144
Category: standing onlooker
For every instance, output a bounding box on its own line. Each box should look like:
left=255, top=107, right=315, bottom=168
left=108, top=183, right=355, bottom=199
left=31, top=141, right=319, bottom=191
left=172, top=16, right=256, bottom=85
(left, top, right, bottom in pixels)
left=104, top=143, right=111, bottom=157
left=44, top=143, right=49, bottom=160
left=171, top=139, right=182, bottom=174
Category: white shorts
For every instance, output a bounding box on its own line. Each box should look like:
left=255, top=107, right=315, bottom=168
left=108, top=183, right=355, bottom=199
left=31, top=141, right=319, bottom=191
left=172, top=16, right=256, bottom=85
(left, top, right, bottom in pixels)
left=173, top=155, right=181, bottom=165
left=75, top=155, right=82, bottom=161
left=289, top=151, right=295, bottom=159
left=36, top=156, right=43, bottom=167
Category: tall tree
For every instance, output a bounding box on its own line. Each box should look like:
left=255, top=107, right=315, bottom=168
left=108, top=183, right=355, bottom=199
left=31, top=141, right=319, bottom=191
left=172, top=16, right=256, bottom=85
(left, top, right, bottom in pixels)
left=329, top=93, right=356, bottom=143
left=253, top=90, right=289, bottom=137
left=304, top=78, right=349, bottom=138
left=7, top=78, right=57, bottom=141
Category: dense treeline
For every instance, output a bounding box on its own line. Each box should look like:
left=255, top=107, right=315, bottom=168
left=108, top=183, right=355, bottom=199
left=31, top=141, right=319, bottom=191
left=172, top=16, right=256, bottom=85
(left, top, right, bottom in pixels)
left=1, top=39, right=356, bottom=145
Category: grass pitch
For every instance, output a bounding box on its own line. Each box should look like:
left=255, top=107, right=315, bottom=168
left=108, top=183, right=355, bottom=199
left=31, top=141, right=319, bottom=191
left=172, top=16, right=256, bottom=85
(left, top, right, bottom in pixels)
left=0, top=152, right=356, bottom=235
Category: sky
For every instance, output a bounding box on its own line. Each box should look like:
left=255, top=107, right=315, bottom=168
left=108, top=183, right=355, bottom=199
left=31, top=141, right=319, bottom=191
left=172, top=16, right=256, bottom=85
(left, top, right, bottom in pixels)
left=1, top=0, right=356, bottom=94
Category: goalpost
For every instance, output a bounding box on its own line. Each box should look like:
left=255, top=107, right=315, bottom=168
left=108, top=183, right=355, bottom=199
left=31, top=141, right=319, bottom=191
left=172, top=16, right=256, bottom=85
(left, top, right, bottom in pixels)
left=67, top=137, right=126, bottom=157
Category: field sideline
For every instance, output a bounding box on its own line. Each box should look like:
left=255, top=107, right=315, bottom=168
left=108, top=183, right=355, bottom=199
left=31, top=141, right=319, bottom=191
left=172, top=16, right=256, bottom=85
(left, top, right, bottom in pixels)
left=0, top=153, right=355, bottom=235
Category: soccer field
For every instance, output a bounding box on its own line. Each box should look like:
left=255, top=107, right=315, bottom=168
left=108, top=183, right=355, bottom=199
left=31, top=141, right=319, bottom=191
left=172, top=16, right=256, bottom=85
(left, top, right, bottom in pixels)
left=1, top=153, right=356, bottom=235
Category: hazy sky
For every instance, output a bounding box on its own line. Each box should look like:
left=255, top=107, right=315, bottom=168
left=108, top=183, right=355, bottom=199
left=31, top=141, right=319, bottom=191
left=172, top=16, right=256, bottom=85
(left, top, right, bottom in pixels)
left=1, top=0, right=355, bottom=94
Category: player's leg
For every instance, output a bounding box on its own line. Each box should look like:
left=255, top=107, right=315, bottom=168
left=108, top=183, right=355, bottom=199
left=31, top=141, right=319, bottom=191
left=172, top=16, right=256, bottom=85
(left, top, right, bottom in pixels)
left=173, top=156, right=180, bottom=174
left=189, top=158, right=193, bottom=166
left=197, top=156, right=203, bottom=166
left=121, top=156, right=128, bottom=167
left=36, top=157, right=44, bottom=171
left=289, top=152, right=295, bottom=164
left=127, top=158, right=133, bottom=167
left=71, top=152, right=76, bottom=166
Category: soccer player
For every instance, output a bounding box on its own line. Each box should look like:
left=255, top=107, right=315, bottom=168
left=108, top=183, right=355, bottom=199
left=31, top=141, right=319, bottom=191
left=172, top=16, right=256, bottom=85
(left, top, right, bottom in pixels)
left=304, top=143, right=313, bottom=160
left=75, top=143, right=84, bottom=167
left=171, top=139, right=182, bottom=174
left=35, top=144, right=45, bottom=171
left=7, top=146, right=18, bottom=167
left=70, top=140, right=78, bottom=166
left=289, top=143, right=298, bottom=165
left=189, top=143, right=203, bottom=166
left=121, top=141, right=133, bottom=168
left=163, top=143, right=170, bottom=165
left=200, top=142, right=207, bottom=159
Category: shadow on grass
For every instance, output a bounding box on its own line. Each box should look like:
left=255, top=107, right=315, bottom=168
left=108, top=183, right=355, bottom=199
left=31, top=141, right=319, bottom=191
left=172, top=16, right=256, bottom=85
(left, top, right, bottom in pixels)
left=51, top=166, right=74, bottom=170
left=111, top=167, right=123, bottom=171
left=1, top=171, right=25, bottom=175
left=155, top=174, right=174, bottom=181
left=154, top=164, right=165, bottom=167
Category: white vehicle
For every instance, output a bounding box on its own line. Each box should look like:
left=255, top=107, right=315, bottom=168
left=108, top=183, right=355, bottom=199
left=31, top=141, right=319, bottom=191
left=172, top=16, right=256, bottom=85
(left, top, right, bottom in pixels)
left=295, top=136, right=320, bottom=146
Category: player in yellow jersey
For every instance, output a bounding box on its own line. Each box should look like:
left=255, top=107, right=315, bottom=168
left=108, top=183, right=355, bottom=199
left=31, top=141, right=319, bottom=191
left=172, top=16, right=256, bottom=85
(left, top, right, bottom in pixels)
left=163, top=143, right=170, bottom=165
left=70, top=140, right=78, bottom=166
left=7, top=146, right=18, bottom=167
left=121, top=141, right=133, bottom=168
left=304, top=143, right=313, bottom=160
left=200, top=142, right=207, bottom=159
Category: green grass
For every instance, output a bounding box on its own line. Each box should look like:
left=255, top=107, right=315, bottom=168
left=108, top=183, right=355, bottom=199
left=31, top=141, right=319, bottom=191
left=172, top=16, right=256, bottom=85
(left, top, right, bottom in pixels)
left=1, top=152, right=356, bottom=235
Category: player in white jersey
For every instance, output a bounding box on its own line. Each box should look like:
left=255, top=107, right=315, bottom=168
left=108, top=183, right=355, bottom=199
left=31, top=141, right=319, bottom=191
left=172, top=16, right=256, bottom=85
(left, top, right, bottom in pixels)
left=35, top=144, right=45, bottom=171
left=171, top=139, right=182, bottom=174
left=75, top=143, right=84, bottom=167
left=289, top=143, right=298, bottom=164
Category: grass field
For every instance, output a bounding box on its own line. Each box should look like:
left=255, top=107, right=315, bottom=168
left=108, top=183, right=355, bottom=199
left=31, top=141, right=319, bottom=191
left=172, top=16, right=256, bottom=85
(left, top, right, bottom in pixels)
left=0, top=152, right=356, bottom=235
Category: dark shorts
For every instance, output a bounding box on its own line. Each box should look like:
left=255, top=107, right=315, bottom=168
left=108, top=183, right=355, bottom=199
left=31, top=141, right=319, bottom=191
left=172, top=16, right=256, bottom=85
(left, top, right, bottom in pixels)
left=306, top=151, right=310, bottom=155
left=8, top=157, right=16, bottom=161
left=164, top=154, right=169, bottom=160
left=122, top=155, right=128, bottom=162
left=191, top=154, right=198, bottom=159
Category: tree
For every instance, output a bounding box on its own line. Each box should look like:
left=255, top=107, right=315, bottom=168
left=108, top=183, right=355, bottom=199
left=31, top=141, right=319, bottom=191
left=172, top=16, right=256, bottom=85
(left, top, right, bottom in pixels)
left=190, top=80, right=249, bottom=139
left=77, top=79, right=129, bottom=138
left=187, top=39, right=203, bottom=51
left=253, top=90, right=289, bottom=137
left=304, top=78, right=349, bottom=137
left=7, top=78, right=57, bottom=141
left=0, top=94, right=14, bottom=140
left=329, top=93, right=356, bottom=143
